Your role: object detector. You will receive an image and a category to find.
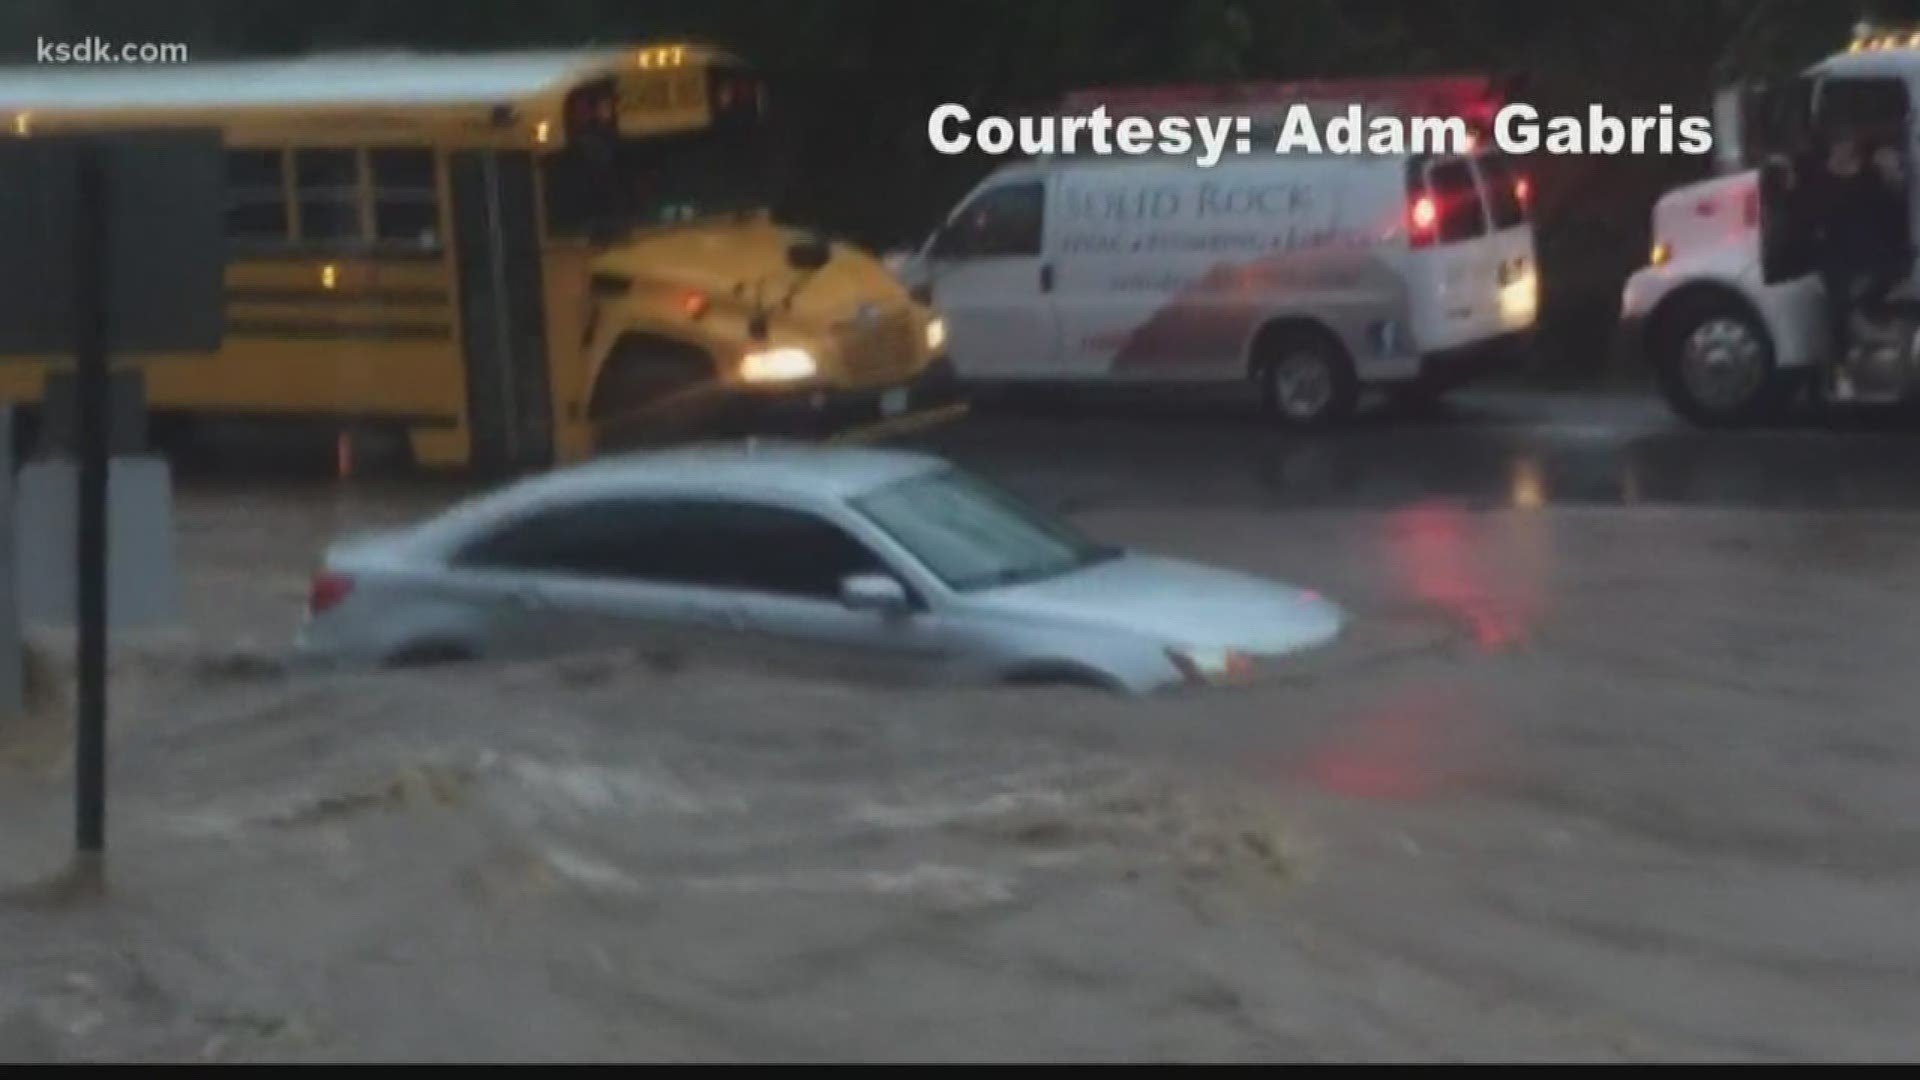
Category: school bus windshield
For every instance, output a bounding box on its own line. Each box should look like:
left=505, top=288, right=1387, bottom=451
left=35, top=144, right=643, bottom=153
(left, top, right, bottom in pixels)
left=542, top=126, right=774, bottom=237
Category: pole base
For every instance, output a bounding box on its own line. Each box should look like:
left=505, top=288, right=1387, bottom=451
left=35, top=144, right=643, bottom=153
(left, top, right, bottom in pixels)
left=0, top=853, right=105, bottom=909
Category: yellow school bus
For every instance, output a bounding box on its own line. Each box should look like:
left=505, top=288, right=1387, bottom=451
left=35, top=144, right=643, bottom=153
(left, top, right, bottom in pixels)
left=0, top=44, right=961, bottom=472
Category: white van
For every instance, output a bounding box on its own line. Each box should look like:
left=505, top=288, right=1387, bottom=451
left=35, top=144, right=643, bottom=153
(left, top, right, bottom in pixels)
left=898, top=141, right=1539, bottom=424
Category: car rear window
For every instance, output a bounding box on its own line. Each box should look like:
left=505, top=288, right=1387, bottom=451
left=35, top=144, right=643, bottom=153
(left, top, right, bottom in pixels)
left=1428, top=159, right=1488, bottom=242
left=1477, top=153, right=1527, bottom=229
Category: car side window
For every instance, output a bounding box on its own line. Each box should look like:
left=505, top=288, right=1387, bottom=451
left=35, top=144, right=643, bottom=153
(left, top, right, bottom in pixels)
left=453, top=497, right=889, bottom=601
left=933, top=179, right=1044, bottom=260
left=450, top=500, right=637, bottom=576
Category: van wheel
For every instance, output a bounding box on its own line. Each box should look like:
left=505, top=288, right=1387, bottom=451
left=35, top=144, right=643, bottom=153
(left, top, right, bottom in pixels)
left=1655, top=295, right=1786, bottom=427
left=1256, top=328, right=1358, bottom=427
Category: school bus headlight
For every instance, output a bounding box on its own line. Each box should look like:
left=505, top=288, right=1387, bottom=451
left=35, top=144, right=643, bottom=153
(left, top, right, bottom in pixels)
left=924, top=317, right=947, bottom=353
left=739, top=347, right=818, bottom=383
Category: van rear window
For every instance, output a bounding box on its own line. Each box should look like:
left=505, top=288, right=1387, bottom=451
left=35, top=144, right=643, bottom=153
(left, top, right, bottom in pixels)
left=1477, top=154, right=1527, bottom=229
left=1428, top=160, right=1487, bottom=242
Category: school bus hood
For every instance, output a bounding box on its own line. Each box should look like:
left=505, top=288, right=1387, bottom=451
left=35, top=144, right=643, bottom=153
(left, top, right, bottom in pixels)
left=592, top=222, right=913, bottom=324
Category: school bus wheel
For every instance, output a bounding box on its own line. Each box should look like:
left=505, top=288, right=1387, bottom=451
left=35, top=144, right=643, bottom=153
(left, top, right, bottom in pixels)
left=589, top=334, right=717, bottom=425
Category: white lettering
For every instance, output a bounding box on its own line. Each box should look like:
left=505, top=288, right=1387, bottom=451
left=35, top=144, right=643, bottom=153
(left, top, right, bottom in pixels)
left=1546, top=116, right=1582, bottom=154
left=929, top=104, right=971, bottom=154
left=1115, top=115, right=1154, bottom=154
left=1326, top=105, right=1363, bottom=154
left=1588, top=104, right=1624, bottom=154
left=1017, top=116, right=1054, bottom=155
left=1087, top=106, right=1115, bottom=155
left=1159, top=116, right=1194, bottom=158
left=1410, top=116, right=1468, bottom=155
left=1679, top=115, right=1713, bottom=154
left=1275, top=106, right=1323, bottom=154
left=1366, top=117, right=1404, bottom=155
left=1494, top=104, right=1539, bottom=154
left=976, top=116, right=1014, bottom=154
left=1194, top=116, right=1234, bottom=168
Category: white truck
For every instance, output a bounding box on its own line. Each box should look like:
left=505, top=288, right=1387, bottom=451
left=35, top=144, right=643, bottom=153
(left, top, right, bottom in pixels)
left=1623, top=28, right=1920, bottom=425
left=897, top=79, right=1540, bottom=426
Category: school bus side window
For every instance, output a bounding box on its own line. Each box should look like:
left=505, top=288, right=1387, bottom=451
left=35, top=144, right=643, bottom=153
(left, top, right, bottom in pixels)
left=295, top=149, right=364, bottom=243
left=225, top=149, right=289, bottom=242
left=371, top=148, right=441, bottom=249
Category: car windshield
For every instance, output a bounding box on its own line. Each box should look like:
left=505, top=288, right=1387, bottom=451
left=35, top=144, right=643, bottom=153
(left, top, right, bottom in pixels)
left=851, top=467, right=1121, bottom=592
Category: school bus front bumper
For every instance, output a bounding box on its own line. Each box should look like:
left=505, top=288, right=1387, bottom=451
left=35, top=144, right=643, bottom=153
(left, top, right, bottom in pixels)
left=727, top=356, right=967, bottom=442
left=590, top=356, right=965, bottom=450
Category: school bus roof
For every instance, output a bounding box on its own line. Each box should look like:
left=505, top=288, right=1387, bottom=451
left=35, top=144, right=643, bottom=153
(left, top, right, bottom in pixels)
left=0, top=45, right=734, bottom=112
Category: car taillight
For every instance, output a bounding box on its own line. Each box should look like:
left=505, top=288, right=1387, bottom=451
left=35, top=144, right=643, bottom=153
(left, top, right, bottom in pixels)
left=1513, top=175, right=1532, bottom=210
left=308, top=570, right=354, bottom=615
left=1742, top=187, right=1760, bottom=229
left=1408, top=193, right=1439, bottom=248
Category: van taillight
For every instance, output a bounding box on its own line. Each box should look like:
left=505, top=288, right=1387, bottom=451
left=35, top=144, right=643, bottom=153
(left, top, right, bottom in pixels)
left=1408, top=193, right=1439, bottom=248
left=308, top=571, right=354, bottom=615
left=1514, top=175, right=1532, bottom=210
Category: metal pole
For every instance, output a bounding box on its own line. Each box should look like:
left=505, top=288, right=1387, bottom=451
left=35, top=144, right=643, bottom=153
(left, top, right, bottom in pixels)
left=0, top=406, right=19, bottom=723
left=73, top=145, right=110, bottom=864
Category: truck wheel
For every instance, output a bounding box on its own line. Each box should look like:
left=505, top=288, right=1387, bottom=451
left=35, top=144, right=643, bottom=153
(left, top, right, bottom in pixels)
left=1257, top=328, right=1358, bottom=427
left=1655, top=296, right=1786, bottom=427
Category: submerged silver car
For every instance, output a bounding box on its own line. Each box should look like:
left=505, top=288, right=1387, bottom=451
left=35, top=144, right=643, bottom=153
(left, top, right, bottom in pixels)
left=296, top=444, right=1343, bottom=693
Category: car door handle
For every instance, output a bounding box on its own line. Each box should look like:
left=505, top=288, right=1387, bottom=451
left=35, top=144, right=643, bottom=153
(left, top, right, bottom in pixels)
left=1039, top=263, right=1054, bottom=293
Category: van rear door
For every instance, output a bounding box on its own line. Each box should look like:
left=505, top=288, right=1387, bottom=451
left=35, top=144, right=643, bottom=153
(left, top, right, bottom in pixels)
left=1473, top=150, right=1540, bottom=333
left=1405, top=155, right=1500, bottom=353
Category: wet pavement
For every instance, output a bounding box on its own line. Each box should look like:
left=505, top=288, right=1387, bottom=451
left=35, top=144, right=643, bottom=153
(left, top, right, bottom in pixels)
left=916, top=387, right=1920, bottom=513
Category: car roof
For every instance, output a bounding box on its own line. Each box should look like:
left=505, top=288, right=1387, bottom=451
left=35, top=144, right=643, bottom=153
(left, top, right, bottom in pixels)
left=403, top=442, right=949, bottom=553
left=564, top=441, right=944, bottom=496
left=466, top=440, right=938, bottom=517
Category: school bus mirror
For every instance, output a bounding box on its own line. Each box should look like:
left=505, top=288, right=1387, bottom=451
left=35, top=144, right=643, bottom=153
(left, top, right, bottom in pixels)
left=786, top=236, right=832, bottom=272
left=0, top=129, right=225, bottom=357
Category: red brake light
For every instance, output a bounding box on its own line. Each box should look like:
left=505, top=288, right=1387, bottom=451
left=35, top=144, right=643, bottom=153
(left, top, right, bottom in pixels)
left=1513, top=175, right=1531, bottom=208
left=308, top=571, right=354, bottom=615
left=1409, top=194, right=1439, bottom=247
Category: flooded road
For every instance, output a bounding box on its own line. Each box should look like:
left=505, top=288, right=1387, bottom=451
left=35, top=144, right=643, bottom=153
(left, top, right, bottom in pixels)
left=919, top=387, right=1920, bottom=512
left=6, top=388, right=1920, bottom=1060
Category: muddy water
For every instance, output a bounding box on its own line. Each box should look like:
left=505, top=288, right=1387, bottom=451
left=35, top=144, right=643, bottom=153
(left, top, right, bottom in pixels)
left=6, top=493, right=1920, bottom=1060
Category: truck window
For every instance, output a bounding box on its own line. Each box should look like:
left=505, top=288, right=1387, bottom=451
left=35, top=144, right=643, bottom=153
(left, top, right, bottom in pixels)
left=1428, top=159, right=1487, bottom=243
left=1816, top=76, right=1910, bottom=147
left=934, top=180, right=1044, bottom=260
